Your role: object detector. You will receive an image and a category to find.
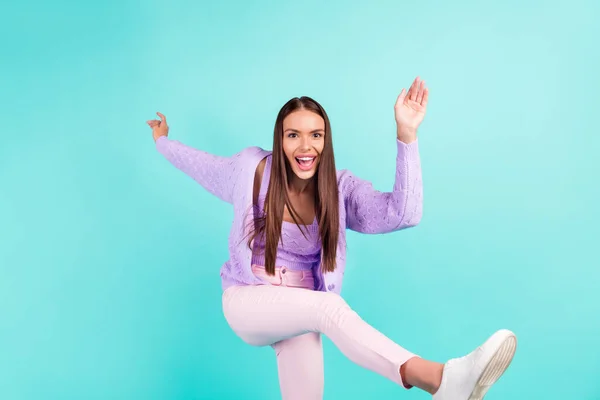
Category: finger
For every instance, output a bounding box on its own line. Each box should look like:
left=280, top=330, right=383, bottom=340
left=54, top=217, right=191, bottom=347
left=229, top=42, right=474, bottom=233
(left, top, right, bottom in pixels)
left=395, top=88, right=407, bottom=107
left=156, top=112, right=167, bottom=124
left=421, top=88, right=429, bottom=108
left=406, top=77, right=418, bottom=100
left=409, top=77, right=420, bottom=101
left=416, top=80, right=425, bottom=104
left=406, top=78, right=416, bottom=99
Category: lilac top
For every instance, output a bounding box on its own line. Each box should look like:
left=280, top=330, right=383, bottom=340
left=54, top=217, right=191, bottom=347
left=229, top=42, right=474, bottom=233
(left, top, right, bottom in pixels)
left=155, top=135, right=423, bottom=295
left=250, top=154, right=322, bottom=271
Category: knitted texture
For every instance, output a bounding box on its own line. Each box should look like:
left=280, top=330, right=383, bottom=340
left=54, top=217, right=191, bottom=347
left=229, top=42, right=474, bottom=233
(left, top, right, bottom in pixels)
left=156, top=136, right=423, bottom=295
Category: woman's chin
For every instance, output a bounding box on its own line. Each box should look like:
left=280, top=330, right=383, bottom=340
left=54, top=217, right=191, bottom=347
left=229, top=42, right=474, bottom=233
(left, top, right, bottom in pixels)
left=292, top=165, right=317, bottom=181
left=294, top=171, right=315, bottom=180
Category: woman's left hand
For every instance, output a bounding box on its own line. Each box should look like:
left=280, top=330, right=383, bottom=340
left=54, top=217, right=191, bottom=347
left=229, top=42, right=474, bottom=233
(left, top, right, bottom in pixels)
left=394, top=77, right=429, bottom=143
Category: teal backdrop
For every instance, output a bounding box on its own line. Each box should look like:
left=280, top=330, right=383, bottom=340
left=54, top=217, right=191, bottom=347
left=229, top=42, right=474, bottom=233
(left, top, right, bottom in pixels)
left=1, top=0, right=598, bottom=399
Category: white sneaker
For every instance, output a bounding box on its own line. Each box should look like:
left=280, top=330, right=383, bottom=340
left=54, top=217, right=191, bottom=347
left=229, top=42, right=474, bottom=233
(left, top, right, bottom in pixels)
left=432, top=329, right=517, bottom=400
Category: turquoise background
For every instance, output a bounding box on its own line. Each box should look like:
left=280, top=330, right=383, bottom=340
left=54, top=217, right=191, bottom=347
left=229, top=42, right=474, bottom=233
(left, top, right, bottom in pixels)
left=1, top=0, right=598, bottom=399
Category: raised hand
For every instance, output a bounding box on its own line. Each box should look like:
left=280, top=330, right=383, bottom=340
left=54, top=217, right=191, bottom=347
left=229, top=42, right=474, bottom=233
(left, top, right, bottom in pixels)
left=146, top=112, right=169, bottom=142
left=394, top=77, right=429, bottom=143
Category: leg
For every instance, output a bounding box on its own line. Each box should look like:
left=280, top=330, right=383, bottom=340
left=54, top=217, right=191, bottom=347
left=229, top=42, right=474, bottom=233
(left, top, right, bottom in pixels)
left=272, top=333, right=324, bottom=400
left=223, top=284, right=517, bottom=398
left=222, top=284, right=417, bottom=389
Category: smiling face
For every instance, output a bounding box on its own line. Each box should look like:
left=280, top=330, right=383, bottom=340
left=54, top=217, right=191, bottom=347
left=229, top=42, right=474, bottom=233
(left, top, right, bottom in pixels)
left=282, top=109, right=325, bottom=181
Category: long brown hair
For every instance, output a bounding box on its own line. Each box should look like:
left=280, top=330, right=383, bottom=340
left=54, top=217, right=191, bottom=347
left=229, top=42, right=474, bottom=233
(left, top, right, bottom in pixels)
left=247, top=96, right=339, bottom=275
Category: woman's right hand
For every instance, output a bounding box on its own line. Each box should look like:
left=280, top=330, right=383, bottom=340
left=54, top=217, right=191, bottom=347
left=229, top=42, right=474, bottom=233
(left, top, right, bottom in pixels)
left=146, top=112, right=169, bottom=142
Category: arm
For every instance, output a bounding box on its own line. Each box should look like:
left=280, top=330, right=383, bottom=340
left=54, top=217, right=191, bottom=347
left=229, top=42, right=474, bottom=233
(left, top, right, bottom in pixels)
left=344, top=138, right=423, bottom=234
left=345, top=76, right=428, bottom=234
left=155, top=136, right=242, bottom=204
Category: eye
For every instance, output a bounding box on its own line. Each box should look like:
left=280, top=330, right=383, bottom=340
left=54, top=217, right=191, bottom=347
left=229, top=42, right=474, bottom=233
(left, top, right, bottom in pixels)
left=313, top=132, right=323, bottom=138
left=287, top=133, right=298, bottom=138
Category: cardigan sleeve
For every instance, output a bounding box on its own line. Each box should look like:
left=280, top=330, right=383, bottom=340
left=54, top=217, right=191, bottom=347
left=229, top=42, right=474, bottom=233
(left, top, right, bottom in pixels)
left=343, top=138, right=423, bottom=234
left=156, top=136, right=246, bottom=204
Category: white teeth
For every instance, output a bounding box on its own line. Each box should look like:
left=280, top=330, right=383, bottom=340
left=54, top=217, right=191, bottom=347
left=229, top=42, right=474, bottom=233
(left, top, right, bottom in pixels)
left=297, top=157, right=314, bottom=161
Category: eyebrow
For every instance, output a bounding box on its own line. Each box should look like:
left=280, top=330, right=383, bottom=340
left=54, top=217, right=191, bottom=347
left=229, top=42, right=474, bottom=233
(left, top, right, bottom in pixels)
left=284, top=129, right=325, bottom=133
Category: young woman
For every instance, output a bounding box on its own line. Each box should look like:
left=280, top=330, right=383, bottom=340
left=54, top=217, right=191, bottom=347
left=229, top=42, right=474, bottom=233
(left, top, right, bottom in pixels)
left=147, top=77, right=517, bottom=400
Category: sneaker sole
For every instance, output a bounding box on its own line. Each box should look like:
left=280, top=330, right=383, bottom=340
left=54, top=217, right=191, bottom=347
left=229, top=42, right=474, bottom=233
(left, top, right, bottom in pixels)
left=468, top=329, right=517, bottom=400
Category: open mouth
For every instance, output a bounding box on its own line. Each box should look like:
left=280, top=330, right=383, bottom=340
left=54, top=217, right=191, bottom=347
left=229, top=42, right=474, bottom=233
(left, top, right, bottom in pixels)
left=295, top=156, right=316, bottom=171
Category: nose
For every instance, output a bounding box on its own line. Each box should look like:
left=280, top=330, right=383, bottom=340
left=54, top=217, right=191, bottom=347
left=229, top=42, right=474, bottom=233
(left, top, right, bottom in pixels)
left=300, top=135, right=311, bottom=150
